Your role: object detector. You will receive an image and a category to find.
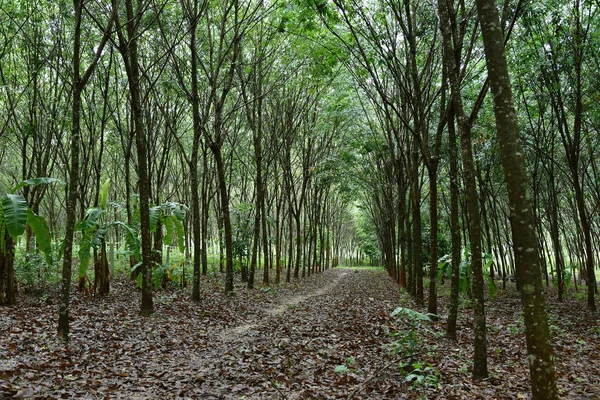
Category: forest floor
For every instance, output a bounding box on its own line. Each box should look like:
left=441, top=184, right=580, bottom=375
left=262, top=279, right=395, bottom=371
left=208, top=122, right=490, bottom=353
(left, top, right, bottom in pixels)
left=1, top=268, right=599, bottom=399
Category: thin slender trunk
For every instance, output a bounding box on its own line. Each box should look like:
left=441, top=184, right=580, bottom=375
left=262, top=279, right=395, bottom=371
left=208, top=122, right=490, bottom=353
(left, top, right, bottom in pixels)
left=211, top=143, right=234, bottom=293
left=438, top=0, right=487, bottom=378
left=446, top=107, right=460, bottom=340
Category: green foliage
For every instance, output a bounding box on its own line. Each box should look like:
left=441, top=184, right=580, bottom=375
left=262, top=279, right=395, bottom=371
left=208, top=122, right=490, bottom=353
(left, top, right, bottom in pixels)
left=0, top=178, right=59, bottom=260
left=391, top=307, right=433, bottom=322
left=484, top=253, right=497, bottom=299
left=231, top=202, right=253, bottom=261
left=1, top=194, right=27, bottom=240
left=77, top=191, right=188, bottom=281
left=99, top=179, right=110, bottom=210
left=151, top=202, right=188, bottom=252
left=436, top=254, right=451, bottom=282
left=10, top=177, right=63, bottom=194
left=400, top=361, right=440, bottom=390
left=389, top=307, right=435, bottom=358
left=389, top=307, right=439, bottom=391
left=334, top=356, right=358, bottom=374
left=26, top=209, right=53, bottom=265
left=334, top=364, right=348, bottom=373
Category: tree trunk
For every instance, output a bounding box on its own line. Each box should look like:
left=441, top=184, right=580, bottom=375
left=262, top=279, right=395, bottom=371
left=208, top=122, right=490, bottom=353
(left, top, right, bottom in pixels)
left=474, top=0, right=558, bottom=396
left=186, top=0, right=204, bottom=301
left=94, top=243, right=110, bottom=296
left=211, top=143, right=234, bottom=293
left=437, top=0, right=487, bottom=378
left=446, top=107, right=460, bottom=340
left=427, top=165, right=439, bottom=315
left=0, top=233, right=16, bottom=305
left=115, top=0, right=155, bottom=315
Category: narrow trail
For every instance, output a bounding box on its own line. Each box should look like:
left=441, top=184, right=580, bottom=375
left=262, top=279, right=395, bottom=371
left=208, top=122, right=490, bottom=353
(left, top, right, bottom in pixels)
left=179, top=268, right=403, bottom=400
left=219, top=270, right=350, bottom=342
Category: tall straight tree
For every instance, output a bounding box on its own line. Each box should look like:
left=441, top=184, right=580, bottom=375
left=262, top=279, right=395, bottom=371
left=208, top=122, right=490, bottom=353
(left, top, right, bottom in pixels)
left=437, top=0, right=488, bottom=379
left=114, top=0, right=155, bottom=314
left=58, top=0, right=115, bottom=338
left=176, top=0, right=209, bottom=301
left=474, top=0, right=558, bottom=397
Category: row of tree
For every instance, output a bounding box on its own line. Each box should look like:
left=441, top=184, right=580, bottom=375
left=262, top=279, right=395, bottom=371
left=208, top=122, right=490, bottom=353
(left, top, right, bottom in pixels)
left=324, top=0, right=597, bottom=399
left=0, top=0, right=368, bottom=330
left=1, top=0, right=599, bottom=398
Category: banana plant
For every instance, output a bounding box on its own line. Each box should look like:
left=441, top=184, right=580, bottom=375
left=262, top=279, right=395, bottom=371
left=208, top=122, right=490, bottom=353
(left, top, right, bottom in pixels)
left=76, top=179, right=140, bottom=294
left=77, top=180, right=188, bottom=292
left=149, top=201, right=188, bottom=254
left=0, top=178, right=62, bottom=305
left=143, top=201, right=188, bottom=289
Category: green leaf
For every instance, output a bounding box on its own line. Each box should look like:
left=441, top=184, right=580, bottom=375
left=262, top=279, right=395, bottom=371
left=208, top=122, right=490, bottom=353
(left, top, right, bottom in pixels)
left=334, top=365, right=348, bottom=373
left=91, top=226, right=108, bottom=249
left=114, top=221, right=141, bottom=262
left=10, top=177, right=63, bottom=194
left=391, top=307, right=432, bottom=321
left=99, top=179, right=110, bottom=209
left=0, top=211, right=5, bottom=254
left=163, top=215, right=174, bottom=246
left=76, top=208, right=104, bottom=231
left=437, top=260, right=448, bottom=282
left=172, top=205, right=185, bottom=221
left=174, top=217, right=185, bottom=253
left=1, top=194, right=28, bottom=240
left=487, top=275, right=497, bottom=299
left=27, top=209, right=53, bottom=265
left=150, top=206, right=161, bottom=232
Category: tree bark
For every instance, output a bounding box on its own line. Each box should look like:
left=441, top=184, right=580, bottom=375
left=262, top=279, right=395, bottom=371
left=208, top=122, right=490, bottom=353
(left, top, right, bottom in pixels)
left=474, top=0, right=558, bottom=396
left=446, top=106, right=460, bottom=340
left=437, top=0, right=487, bottom=378
left=59, top=0, right=114, bottom=335
left=0, top=233, right=16, bottom=305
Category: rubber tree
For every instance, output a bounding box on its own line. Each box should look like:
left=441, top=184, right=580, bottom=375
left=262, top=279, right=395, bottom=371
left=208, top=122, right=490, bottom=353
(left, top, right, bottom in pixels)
left=113, top=0, right=155, bottom=314
left=58, top=0, right=115, bottom=337
left=474, top=0, right=558, bottom=396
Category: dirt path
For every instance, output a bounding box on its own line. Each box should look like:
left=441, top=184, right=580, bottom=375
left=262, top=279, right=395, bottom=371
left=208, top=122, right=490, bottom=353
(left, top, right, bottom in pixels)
left=178, top=268, right=403, bottom=400
left=219, top=270, right=350, bottom=343
left=1, top=268, right=404, bottom=400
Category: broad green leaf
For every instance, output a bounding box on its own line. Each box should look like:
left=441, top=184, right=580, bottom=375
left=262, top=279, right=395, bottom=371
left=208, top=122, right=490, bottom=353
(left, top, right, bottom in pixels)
left=150, top=206, right=161, bottom=232
left=75, top=208, right=104, bottom=231
left=130, top=261, right=142, bottom=272
left=173, top=205, right=185, bottom=221
left=153, top=268, right=161, bottom=289
left=27, top=209, right=53, bottom=265
left=99, top=179, right=110, bottom=210
left=391, top=307, right=432, bottom=322
left=437, top=260, right=448, bottom=282
left=0, top=213, right=5, bottom=255
left=1, top=194, right=27, bottom=240
left=115, top=222, right=141, bottom=262
left=174, top=217, right=185, bottom=253
left=163, top=215, right=174, bottom=246
left=10, top=177, right=63, bottom=194
left=487, top=275, right=497, bottom=299
left=91, top=226, right=108, bottom=249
